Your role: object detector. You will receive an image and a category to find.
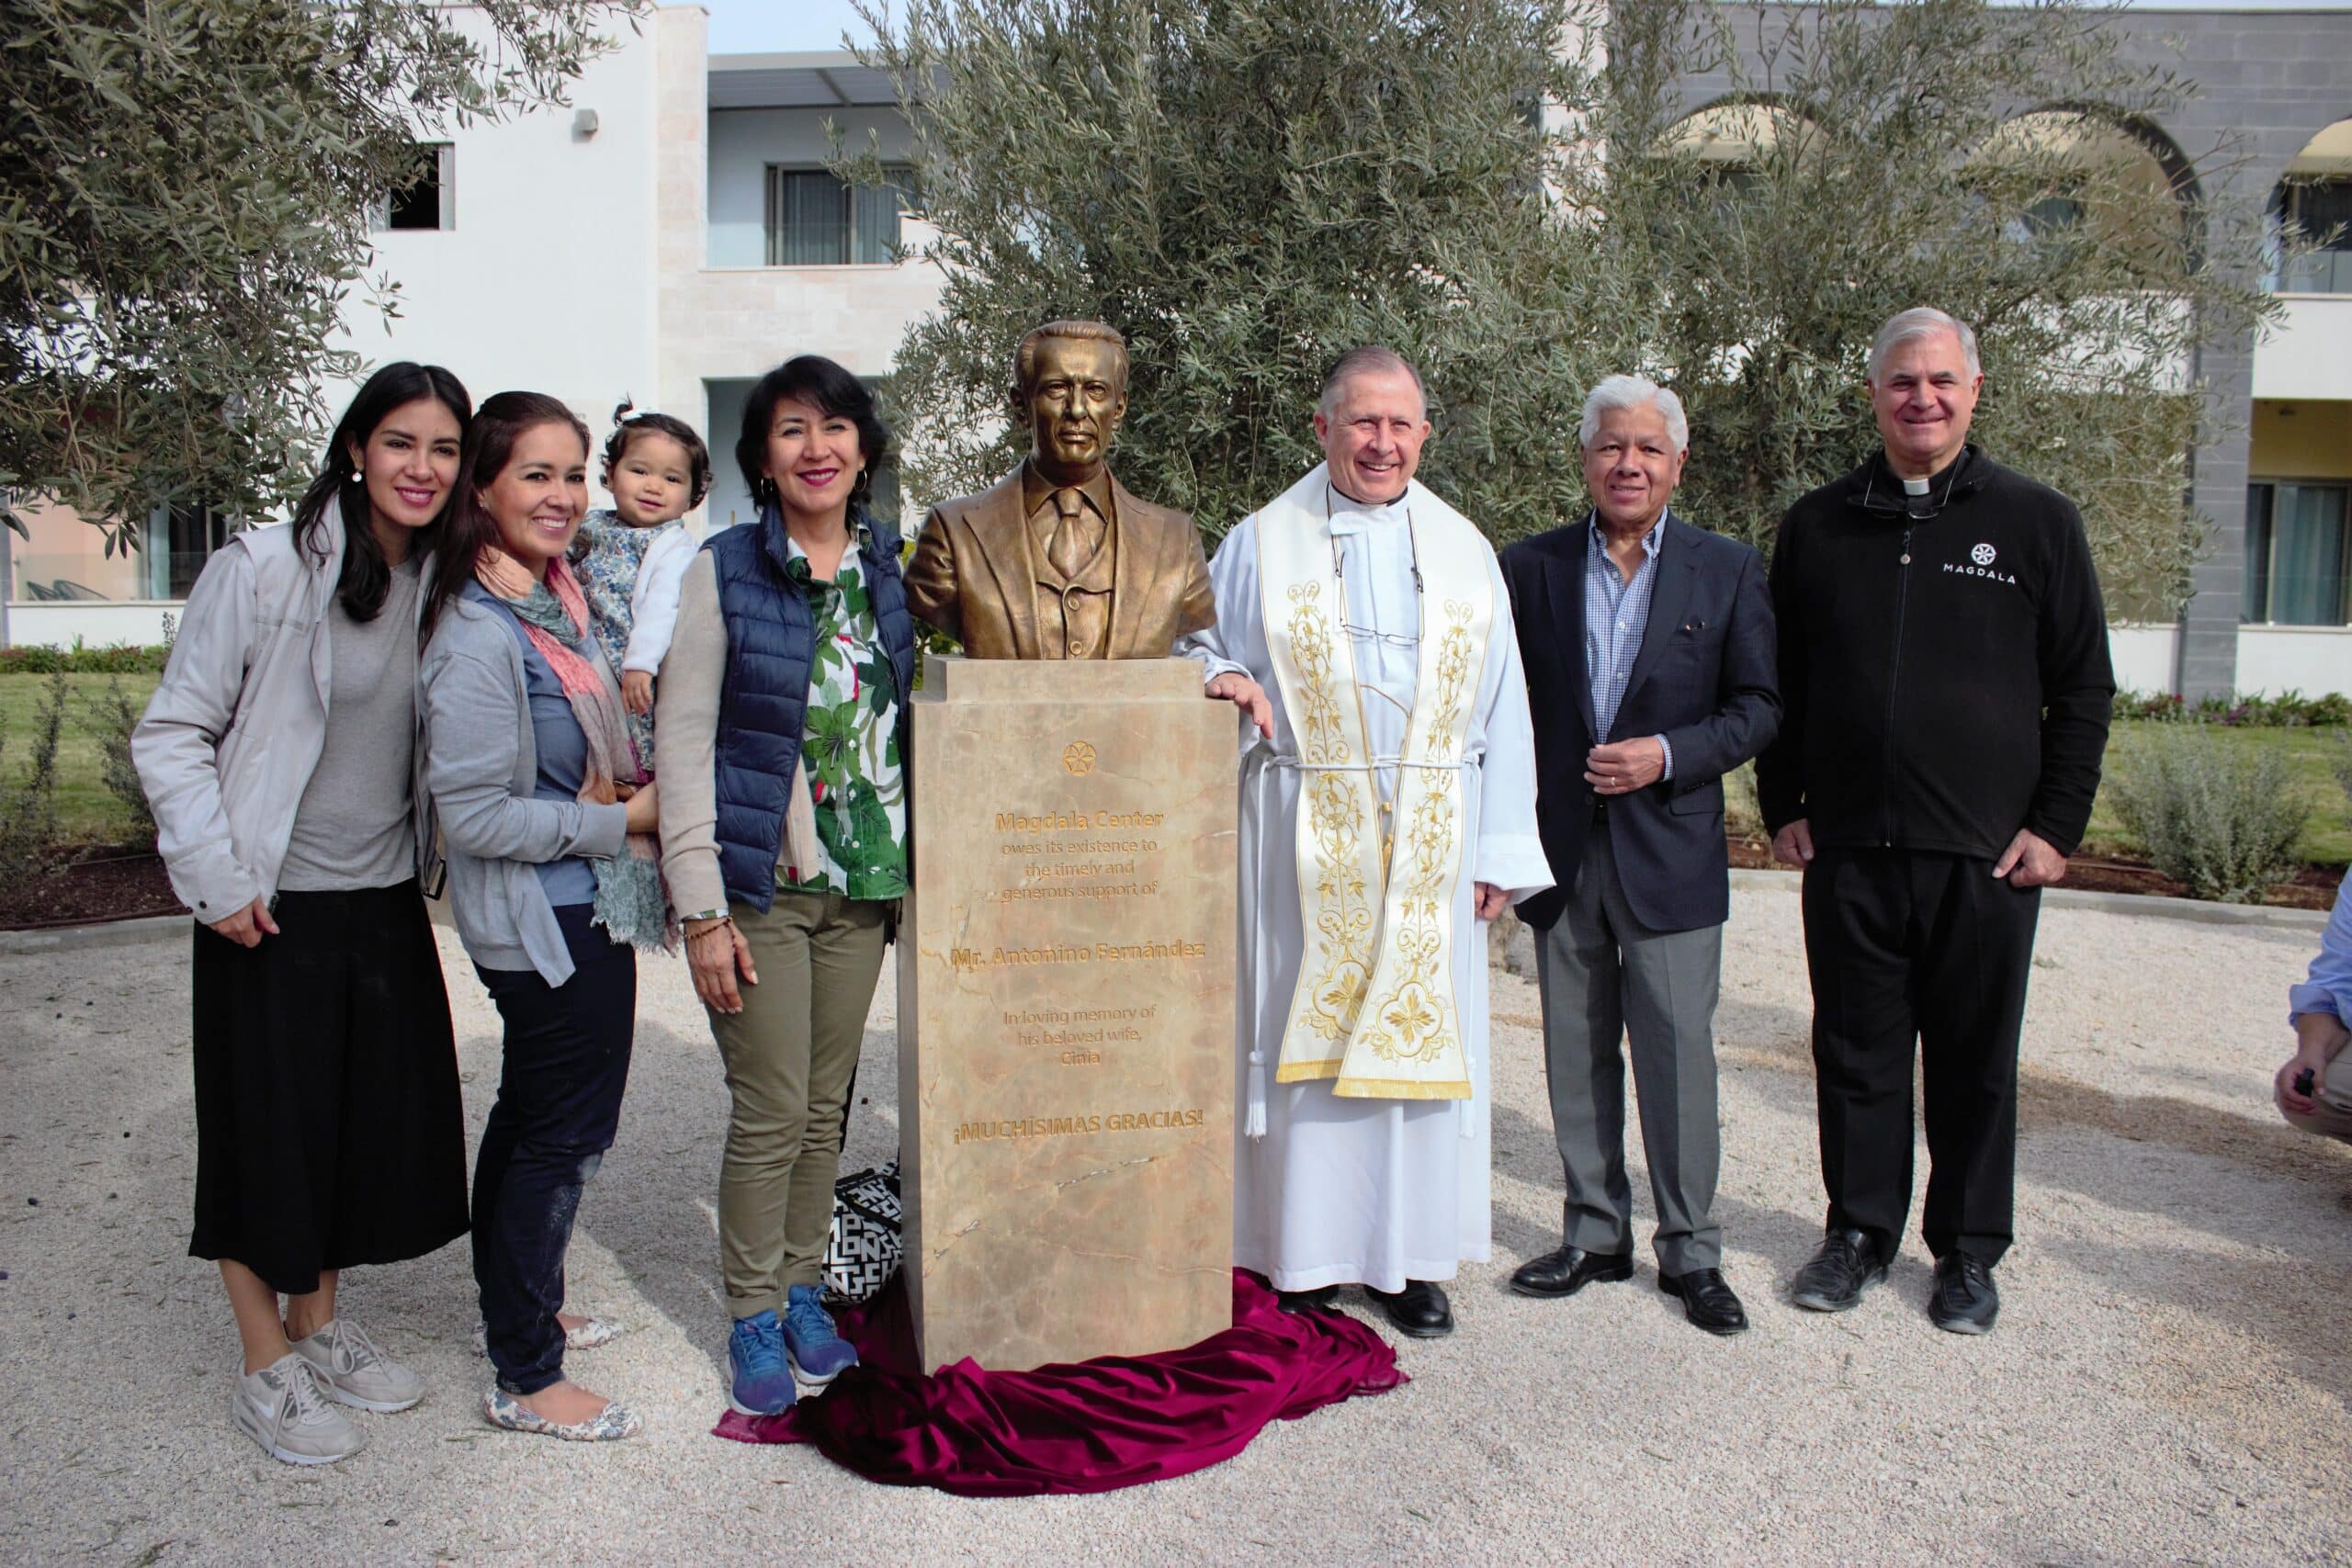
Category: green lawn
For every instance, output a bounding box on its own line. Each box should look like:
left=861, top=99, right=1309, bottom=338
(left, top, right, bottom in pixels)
left=0, top=671, right=161, bottom=843
left=6, top=675, right=2351, bottom=865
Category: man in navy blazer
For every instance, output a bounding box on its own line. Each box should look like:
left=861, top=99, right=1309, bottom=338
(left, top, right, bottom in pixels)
left=1497, top=375, right=1779, bottom=1336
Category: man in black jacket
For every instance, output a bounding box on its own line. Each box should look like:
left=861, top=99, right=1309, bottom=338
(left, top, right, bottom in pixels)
left=1756, top=308, right=2114, bottom=1335
left=1499, top=376, right=1779, bottom=1335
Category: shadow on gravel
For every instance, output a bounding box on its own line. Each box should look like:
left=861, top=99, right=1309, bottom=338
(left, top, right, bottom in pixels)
left=590, top=1019, right=906, bottom=1385
left=1713, top=1019, right=2348, bottom=1247
left=2061, top=1231, right=2351, bottom=1415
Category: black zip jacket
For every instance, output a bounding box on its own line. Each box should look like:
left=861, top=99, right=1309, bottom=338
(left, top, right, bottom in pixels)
left=1754, top=446, right=2115, bottom=860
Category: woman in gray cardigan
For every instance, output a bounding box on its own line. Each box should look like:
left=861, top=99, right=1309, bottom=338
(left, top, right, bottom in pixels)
left=133, top=363, right=473, bottom=1466
left=419, top=391, right=664, bottom=1443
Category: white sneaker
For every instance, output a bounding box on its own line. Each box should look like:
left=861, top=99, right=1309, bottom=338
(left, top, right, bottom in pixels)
left=291, top=1317, right=425, bottom=1413
left=230, top=1354, right=363, bottom=1465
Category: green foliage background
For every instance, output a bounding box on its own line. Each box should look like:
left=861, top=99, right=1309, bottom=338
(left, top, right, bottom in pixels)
left=859, top=0, right=2277, bottom=615
left=857, top=0, right=1633, bottom=541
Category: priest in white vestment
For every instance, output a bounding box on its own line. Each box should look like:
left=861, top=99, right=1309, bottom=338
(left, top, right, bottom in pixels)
left=1180, top=347, right=1552, bottom=1337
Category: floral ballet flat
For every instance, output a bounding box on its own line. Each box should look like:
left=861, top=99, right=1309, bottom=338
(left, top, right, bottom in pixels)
left=472, top=1316, right=625, bottom=1356
left=481, top=1386, right=642, bottom=1442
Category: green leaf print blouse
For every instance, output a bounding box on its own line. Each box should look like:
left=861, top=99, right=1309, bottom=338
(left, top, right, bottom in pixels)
left=780, top=525, right=908, bottom=900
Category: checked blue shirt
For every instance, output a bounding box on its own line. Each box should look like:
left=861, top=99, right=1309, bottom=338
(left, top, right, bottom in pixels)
left=1585, top=515, right=1673, bottom=778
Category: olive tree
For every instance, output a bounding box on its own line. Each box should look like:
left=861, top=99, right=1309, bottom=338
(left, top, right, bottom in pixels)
left=854, top=0, right=1629, bottom=540
left=0, top=0, right=643, bottom=548
left=1597, top=0, right=2277, bottom=615
left=855, top=0, right=2275, bottom=614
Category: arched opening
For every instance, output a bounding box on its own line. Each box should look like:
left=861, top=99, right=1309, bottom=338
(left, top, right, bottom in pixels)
left=1969, top=108, right=2190, bottom=262
left=1656, top=99, right=1821, bottom=213
left=2272, top=118, right=2352, bottom=295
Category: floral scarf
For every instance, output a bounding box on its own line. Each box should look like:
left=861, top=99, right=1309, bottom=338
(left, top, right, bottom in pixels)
left=475, top=547, right=675, bottom=952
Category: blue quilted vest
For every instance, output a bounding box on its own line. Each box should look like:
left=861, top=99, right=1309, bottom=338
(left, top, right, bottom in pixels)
left=706, top=504, right=917, bottom=912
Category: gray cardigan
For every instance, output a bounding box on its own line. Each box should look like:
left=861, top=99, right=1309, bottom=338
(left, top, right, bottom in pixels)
left=419, top=586, right=628, bottom=984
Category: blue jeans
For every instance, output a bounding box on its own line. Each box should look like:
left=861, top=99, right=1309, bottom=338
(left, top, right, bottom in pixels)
left=471, top=904, right=637, bottom=1394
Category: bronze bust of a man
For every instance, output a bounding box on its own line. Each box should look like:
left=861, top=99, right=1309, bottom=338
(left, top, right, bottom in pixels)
left=905, top=320, right=1216, bottom=660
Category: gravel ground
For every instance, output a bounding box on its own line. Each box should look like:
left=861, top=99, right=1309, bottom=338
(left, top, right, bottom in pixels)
left=2, top=886, right=2346, bottom=1565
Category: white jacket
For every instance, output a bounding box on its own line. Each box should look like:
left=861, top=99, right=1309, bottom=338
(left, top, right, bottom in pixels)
left=131, top=500, right=433, bottom=920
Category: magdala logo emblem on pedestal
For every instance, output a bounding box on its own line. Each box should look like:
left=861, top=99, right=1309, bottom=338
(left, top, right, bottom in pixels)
left=1062, top=740, right=1096, bottom=775
left=1971, top=542, right=1996, bottom=567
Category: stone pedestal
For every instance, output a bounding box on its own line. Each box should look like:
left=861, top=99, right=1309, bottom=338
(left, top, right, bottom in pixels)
left=898, top=656, right=1237, bottom=1372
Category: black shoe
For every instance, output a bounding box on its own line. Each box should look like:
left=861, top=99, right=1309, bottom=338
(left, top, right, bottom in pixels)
left=1928, top=1253, right=1999, bottom=1336
left=1509, top=1245, right=1635, bottom=1299
left=1658, top=1268, right=1749, bottom=1336
left=1791, top=1227, right=1890, bottom=1313
left=1275, top=1284, right=1339, bottom=1315
left=1363, top=1280, right=1455, bottom=1337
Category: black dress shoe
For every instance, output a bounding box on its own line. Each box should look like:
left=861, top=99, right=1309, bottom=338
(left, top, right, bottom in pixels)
left=1928, top=1252, right=1999, bottom=1336
left=1509, top=1245, right=1635, bottom=1299
left=1363, top=1279, right=1454, bottom=1337
left=1792, top=1227, right=1890, bottom=1312
left=1276, top=1284, right=1340, bottom=1315
left=1658, top=1268, right=1748, bottom=1336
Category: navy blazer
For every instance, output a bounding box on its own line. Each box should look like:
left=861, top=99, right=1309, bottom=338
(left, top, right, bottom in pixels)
left=1499, top=511, right=1781, bottom=934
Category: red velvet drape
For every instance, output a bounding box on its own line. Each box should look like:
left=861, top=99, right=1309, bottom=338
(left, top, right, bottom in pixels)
left=713, top=1270, right=1403, bottom=1496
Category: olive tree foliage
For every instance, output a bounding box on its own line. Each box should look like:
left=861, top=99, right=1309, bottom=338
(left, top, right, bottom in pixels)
left=0, top=0, right=643, bottom=548
left=1600, top=0, right=2278, bottom=617
left=855, top=0, right=2275, bottom=614
left=853, top=0, right=1631, bottom=539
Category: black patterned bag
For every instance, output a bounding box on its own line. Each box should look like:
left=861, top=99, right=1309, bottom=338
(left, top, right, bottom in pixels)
left=822, top=1159, right=903, bottom=1304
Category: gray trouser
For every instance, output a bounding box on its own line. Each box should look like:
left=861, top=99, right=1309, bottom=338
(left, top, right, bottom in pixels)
left=1532, top=829, right=1725, bottom=1274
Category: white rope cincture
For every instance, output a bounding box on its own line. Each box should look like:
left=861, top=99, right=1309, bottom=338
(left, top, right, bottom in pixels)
left=1245, top=1048, right=1268, bottom=1140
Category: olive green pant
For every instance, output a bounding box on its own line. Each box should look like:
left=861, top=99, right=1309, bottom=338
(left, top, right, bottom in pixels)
left=709, top=889, right=888, bottom=1318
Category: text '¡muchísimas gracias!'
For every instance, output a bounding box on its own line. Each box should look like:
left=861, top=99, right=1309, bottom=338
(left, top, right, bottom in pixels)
left=954, top=1108, right=1209, bottom=1145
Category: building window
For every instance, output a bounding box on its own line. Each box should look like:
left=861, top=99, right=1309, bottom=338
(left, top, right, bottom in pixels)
left=2271, top=181, right=2352, bottom=294
left=2244, top=481, right=2349, bottom=626
left=379, top=143, right=456, bottom=231
left=764, top=165, right=910, bottom=265
left=142, top=502, right=231, bottom=600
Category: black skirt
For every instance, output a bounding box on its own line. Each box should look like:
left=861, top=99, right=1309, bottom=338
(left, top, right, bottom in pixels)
left=189, top=880, right=469, bottom=1295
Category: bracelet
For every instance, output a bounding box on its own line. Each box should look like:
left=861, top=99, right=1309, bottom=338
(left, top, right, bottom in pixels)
left=685, top=915, right=734, bottom=940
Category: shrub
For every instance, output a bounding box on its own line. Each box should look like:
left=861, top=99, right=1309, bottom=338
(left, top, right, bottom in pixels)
left=85, top=675, right=156, bottom=846
left=2114, top=687, right=2352, bottom=728
left=2107, top=727, right=2310, bottom=903
left=0, top=642, right=171, bottom=675
left=0, top=669, right=69, bottom=886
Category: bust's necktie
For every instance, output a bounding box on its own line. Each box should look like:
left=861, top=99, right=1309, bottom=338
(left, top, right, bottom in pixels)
left=1047, top=487, right=1097, bottom=580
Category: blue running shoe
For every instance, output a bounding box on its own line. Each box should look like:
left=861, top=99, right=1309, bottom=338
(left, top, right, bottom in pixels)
left=783, top=1284, right=859, bottom=1384
left=727, top=1311, right=795, bottom=1416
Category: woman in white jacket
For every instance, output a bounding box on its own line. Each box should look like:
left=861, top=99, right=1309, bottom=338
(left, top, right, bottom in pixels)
left=132, top=363, right=474, bottom=1466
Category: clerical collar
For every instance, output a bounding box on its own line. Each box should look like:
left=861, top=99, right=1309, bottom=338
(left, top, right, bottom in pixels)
left=1324, top=482, right=1410, bottom=532
left=1020, top=460, right=1114, bottom=522
left=1859, top=445, right=1973, bottom=519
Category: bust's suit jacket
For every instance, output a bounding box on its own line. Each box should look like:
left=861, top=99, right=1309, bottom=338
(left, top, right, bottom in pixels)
left=1499, top=512, right=1780, bottom=935
left=903, top=468, right=1216, bottom=659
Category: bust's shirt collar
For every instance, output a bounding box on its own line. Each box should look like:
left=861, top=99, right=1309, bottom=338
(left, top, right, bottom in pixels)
left=1020, top=460, right=1114, bottom=523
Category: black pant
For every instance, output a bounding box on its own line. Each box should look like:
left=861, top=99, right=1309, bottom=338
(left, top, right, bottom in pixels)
left=1802, top=848, right=2041, bottom=1266
left=471, top=904, right=637, bottom=1395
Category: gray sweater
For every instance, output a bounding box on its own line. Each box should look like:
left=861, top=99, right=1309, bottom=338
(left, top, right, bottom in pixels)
left=419, top=588, right=628, bottom=984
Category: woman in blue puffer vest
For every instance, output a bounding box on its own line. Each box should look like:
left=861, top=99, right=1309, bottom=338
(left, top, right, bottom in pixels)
left=651, top=356, right=915, bottom=1417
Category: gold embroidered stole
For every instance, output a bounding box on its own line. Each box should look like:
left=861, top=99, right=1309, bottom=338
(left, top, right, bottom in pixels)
left=1256, top=468, right=1495, bottom=1100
